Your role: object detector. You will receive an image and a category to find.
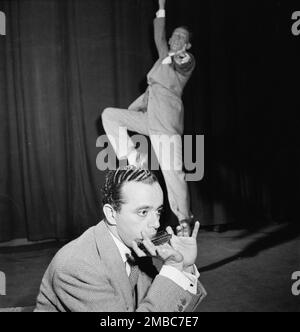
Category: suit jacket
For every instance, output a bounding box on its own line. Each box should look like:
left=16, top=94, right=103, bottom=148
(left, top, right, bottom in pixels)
left=128, top=17, right=195, bottom=135
left=35, top=221, right=206, bottom=312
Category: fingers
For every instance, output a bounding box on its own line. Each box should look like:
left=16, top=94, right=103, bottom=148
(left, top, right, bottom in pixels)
left=141, top=231, right=157, bottom=257
left=191, top=221, right=200, bottom=239
left=176, top=221, right=200, bottom=238
left=156, top=245, right=170, bottom=260
left=131, top=241, right=147, bottom=258
left=166, top=226, right=174, bottom=235
left=182, top=222, right=190, bottom=237
left=156, top=243, right=183, bottom=263
left=176, top=225, right=183, bottom=236
left=177, top=222, right=190, bottom=237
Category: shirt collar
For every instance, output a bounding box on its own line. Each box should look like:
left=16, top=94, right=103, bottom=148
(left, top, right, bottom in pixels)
left=108, top=230, right=132, bottom=264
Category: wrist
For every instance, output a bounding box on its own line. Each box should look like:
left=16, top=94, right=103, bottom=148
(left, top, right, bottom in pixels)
left=156, top=9, right=166, bottom=18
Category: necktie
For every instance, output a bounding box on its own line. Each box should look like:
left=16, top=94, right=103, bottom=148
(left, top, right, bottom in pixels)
left=126, top=255, right=139, bottom=310
left=129, top=263, right=139, bottom=290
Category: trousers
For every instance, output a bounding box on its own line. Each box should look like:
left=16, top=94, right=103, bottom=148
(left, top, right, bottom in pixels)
left=102, top=107, right=191, bottom=222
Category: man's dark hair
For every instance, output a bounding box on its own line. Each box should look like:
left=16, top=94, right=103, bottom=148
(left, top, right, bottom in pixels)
left=177, top=25, right=192, bottom=43
left=102, top=166, right=158, bottom=212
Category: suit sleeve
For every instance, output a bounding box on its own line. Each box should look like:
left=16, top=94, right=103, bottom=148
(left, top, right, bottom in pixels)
left=136, top=275, right=206, bottom=312
left=154, top=17, right=169, bottom=59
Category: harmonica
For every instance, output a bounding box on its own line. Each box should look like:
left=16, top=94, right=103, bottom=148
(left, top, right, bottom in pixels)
left=137, top=231, right=172, bottom=255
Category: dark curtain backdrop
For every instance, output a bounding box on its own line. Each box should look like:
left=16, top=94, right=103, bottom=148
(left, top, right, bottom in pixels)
left=0, top=0, right=299, bottom=242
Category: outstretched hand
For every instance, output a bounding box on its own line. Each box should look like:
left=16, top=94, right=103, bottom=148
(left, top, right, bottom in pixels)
left=166, top=221, right=200, bottom=268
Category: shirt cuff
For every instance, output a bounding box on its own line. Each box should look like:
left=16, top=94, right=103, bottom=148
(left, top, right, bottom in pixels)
left=156, top=9, right=166, bottom=18
left=160, top=265, right=199, bottom=295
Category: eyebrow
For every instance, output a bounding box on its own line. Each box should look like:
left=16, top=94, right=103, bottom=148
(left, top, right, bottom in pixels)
left=135, top=205, right=164, bottom=211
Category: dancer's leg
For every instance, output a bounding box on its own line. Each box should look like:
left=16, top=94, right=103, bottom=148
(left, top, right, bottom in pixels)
left=102, top=107, right=148, bottom=164
left=149, top=132, right=192, bottom=222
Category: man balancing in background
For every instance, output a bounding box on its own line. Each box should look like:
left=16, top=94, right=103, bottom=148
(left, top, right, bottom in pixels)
left=102, top=0, right=196, bottom=233
left=35, top=166, right=206, bottom=312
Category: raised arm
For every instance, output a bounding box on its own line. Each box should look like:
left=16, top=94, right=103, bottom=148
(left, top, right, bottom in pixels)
left=154, top=0, right=169, bottom=59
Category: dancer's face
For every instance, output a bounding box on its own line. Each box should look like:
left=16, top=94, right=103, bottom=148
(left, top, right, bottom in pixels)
left=110, top=181, right=164, bottom=248
left=169, top=27, right=191, bottom=52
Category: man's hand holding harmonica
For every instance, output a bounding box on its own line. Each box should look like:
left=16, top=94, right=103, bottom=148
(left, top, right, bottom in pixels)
left=167, top=221, right=200, bottom=274
left=131, top=222, right=200, bottom=275
left=132, top=231, right=185, bottom=272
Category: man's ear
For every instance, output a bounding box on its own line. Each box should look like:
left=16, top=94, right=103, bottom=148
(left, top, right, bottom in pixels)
left=103, top=204, right=117, bottom=226
left=186, top=42, right=192, bottom=50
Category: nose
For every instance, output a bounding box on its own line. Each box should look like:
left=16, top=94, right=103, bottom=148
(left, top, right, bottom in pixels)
left=149, top=212, right=160, bottom=230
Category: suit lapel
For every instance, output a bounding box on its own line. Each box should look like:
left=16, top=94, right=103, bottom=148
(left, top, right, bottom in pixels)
left=136, top=271, right=151, bottom=305
left=93, top=221, right=134, bottom=309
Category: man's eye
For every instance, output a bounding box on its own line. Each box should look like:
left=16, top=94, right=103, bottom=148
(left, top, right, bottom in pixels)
left=138, top=210, right=148, bottom=217
left=157, top=210, right=163, bottom=216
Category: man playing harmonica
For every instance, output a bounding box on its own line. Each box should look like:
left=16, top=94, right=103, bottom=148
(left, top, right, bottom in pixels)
left=35, top=166, right=206, bottom=312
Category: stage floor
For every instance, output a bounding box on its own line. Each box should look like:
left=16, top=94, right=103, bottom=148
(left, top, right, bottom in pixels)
left=0, top=223, right=299, bottom=312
